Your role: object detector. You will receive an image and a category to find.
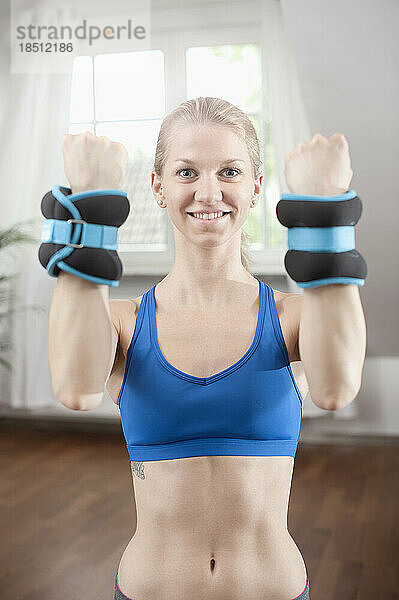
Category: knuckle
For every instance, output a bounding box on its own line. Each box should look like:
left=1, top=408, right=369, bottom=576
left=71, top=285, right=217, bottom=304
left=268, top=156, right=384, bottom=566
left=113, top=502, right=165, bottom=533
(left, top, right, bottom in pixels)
left=78, top=131, right=92, bottom=144
left=311, top=133, right=324, bottom=144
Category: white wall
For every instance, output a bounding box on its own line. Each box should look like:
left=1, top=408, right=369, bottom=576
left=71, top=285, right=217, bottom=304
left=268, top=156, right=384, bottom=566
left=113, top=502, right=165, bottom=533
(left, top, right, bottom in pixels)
left=280, top=0, right=399, bottom=356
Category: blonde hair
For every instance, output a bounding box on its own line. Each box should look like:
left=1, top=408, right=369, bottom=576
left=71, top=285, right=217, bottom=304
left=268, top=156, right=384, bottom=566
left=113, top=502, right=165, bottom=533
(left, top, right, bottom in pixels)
left=153, top=97, right=262, bottom=271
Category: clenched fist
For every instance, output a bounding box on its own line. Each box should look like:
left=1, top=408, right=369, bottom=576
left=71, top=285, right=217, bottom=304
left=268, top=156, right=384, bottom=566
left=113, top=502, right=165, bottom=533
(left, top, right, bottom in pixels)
left=61, top=131, right=129, bottom=195
left=284, top=133, right=353, bottom=196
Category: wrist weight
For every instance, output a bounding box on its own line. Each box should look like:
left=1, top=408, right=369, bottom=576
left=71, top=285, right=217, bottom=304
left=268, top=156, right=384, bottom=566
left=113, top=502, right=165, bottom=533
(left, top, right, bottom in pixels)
left=276, top=189, right=367, bottom=288
left=38, top=185, right=130, bottom=287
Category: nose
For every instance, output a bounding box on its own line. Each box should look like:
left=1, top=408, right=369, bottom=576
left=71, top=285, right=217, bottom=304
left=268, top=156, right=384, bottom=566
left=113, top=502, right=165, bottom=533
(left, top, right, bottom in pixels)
left=194, top=176, right=223, bottom=204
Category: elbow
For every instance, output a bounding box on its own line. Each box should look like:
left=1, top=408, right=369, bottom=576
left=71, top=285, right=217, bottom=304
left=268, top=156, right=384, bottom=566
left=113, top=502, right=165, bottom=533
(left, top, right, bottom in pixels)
left=334, top=384, right=361, bottom=411
left=311, top=395, right=339, bottom=411
left=53, top=383, right=103, bottom=411
left=311, top=385, right=359, bottom=411
left=61, top=397, right=85, bottom=411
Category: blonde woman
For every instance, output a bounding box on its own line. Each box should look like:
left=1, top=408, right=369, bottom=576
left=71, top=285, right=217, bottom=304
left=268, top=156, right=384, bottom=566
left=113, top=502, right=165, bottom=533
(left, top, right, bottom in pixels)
left=50, top=97, right=366, bottom=599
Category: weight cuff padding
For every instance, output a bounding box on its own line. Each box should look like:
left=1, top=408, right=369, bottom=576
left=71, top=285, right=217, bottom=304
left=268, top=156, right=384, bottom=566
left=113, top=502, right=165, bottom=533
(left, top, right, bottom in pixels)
left=40, top=186, right=129, bottom=226
left=39, top=244, right=123, bottom=281
left=276, top=195, right=362, bottom=228
left=284, top=249, right=368, bottom=284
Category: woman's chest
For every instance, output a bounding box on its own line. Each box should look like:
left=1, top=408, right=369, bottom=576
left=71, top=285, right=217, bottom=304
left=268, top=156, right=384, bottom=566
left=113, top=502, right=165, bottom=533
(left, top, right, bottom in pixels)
left=154, top=306, right=273, bottom=379
left=112, top=289, right=307, bottom=404
left=147, top=289, right=295, bottom=376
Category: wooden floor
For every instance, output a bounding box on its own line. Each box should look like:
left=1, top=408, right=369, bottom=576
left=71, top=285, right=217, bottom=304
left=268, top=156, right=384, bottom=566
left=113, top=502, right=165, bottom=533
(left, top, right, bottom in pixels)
left=0, top=419, right=398, bottom=600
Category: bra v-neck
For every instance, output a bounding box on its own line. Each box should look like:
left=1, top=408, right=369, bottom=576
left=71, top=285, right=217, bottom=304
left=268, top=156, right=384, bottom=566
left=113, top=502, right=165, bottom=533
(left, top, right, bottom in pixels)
left=149, top=279, right=265, bottom=385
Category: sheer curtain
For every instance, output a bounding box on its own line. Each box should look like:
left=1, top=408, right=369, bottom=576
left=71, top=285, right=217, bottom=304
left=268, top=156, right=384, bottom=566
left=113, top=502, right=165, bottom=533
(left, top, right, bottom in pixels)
left=261, top=0, right=312, bottom=194
left=0, top=2, right=72, bottom=408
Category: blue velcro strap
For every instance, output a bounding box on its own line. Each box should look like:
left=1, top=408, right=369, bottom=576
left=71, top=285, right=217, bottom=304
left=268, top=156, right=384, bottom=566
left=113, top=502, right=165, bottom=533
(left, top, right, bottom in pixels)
left=288, top=226, right=355, bottom=253
left=54, top=261, right=120, bottom=287
left=281, top=189, right=357, bottom=202
left=51, top=184, right=128, bottom=208
left=297, top=277, right=365, bottom=288
left=41, top=219, right=118, bottom=250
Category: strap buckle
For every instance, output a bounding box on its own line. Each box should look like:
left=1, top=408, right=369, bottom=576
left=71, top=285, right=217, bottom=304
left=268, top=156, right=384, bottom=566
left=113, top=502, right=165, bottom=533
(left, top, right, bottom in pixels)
left=66, top=218, right=86, bottom=248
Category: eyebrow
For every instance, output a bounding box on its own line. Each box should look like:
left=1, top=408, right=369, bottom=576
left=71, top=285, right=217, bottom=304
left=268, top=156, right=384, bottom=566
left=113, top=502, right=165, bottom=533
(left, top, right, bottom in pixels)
left=173, top=158, right=246, bottom=165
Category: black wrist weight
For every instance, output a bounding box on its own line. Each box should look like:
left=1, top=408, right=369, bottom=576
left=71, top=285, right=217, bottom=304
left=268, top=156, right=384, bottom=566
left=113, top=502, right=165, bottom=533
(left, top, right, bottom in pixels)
left=38, top=185, right=130, bottom=287
left=276, top=189, right=367, bottom=288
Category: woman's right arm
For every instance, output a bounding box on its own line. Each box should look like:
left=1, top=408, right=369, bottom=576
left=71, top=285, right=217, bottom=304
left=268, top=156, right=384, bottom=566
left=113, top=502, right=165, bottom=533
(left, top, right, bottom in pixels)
left=47, top=132, right=128, bottom=410
left=48, top=272, right=118, bottom=410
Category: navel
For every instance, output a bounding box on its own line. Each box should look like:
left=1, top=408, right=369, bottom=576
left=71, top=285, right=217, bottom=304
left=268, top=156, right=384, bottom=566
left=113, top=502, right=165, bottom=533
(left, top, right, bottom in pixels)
left=210, top=555, right=216, bottom=573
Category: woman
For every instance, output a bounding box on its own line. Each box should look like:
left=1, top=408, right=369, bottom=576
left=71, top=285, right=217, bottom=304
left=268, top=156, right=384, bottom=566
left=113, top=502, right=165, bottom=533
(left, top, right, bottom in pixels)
left=52, top=97, right=364, bottom=599
left=109, top=96, right=311, bottom=600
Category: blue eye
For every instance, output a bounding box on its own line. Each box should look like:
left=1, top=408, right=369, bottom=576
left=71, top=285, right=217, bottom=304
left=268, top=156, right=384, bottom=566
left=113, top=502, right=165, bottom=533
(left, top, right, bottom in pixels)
left=177, top=169, right=193, bottom=178
left=223, top=168, right=240, bottom=177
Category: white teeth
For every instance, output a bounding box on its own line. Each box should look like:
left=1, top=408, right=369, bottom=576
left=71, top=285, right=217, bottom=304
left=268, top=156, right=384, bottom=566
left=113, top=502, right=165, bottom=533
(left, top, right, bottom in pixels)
left=191, top=211, right=225, bottom=220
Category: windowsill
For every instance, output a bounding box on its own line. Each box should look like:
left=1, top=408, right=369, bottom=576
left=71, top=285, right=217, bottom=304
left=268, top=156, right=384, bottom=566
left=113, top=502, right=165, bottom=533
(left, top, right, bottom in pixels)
left=119, top=247, right=288, bottom=276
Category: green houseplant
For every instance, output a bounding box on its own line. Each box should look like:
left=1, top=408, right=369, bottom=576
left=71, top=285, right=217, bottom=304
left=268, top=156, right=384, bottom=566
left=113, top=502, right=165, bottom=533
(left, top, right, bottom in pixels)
left=0, top=219, right=45, bottom=371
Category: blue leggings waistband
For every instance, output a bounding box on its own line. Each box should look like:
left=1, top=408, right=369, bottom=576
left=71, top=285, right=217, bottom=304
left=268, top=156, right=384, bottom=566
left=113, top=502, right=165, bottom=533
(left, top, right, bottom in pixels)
left=114, top=571, right=310, bottom=599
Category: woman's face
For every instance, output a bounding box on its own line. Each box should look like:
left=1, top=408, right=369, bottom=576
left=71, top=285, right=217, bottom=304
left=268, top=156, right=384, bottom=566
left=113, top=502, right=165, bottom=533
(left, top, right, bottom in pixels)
left=152, top=123, right=262, bottom=249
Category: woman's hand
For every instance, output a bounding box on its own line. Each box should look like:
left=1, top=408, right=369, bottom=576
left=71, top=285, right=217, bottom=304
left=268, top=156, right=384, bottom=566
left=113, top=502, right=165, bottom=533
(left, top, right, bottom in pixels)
left=284, top=133, right=353, bottom=196
left=61, top=131, right=129, bottom=195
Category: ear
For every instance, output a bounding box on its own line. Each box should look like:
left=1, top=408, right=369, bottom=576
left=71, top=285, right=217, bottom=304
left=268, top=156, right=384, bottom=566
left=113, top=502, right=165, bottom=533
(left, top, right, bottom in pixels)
left=254, top=174, right=263, bottom=196
left=151, top=171, right=162, bottom=196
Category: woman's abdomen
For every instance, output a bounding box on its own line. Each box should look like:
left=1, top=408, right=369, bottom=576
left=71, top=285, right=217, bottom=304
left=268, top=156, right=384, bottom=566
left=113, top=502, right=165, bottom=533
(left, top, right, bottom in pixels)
left=116, top=526, right=308, bottom=600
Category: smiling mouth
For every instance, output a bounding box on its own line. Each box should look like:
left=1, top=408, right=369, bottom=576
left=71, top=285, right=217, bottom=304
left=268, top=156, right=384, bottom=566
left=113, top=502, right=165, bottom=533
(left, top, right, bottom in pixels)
left=187, top=212, right=230, bottom=221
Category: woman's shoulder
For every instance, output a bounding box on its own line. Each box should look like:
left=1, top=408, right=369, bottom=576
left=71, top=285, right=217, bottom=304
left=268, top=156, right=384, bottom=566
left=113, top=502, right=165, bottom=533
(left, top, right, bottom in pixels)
left=106, top=295, right=145, bottom=405
left=109, top=294, right=144, bottom=358
left=270, top=288, right=303, bottom=363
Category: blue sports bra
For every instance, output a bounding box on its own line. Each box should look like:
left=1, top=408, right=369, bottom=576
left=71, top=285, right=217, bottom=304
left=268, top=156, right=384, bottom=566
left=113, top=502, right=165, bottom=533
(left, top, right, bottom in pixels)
left=118, top=279, right=303, bottom=462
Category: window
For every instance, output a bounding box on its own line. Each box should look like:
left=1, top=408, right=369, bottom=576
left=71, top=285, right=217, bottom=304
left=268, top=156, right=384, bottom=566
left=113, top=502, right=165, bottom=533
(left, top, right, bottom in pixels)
left=69, top=27, right=286, bottom=274
left=69, top=50, right=169, bottom=255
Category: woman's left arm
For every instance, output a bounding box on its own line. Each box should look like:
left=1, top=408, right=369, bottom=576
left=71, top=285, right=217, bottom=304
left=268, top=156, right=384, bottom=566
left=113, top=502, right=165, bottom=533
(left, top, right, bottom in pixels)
left=298, top=283, right=367, bottom=411
left=284, top=133, right=367, bottom=410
